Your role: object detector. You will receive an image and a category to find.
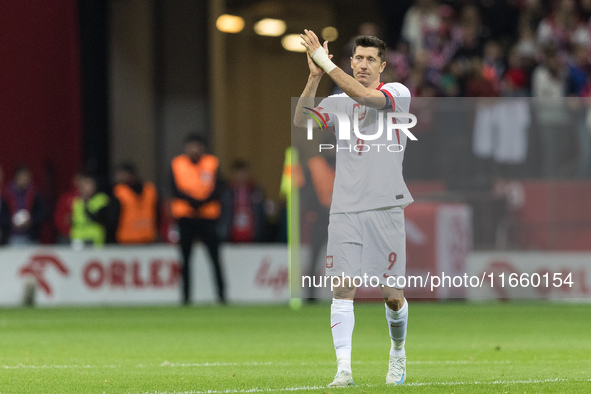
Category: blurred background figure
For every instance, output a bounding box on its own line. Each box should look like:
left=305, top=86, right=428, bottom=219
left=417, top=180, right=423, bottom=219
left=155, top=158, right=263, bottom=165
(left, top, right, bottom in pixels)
left=301, top=149, right=335, bottom=301
left=171, top=134, right=226, bottom=305
left=3, top=166, right=45, bottom=246
left=401, top=0, right=441, bottom=58
left=53, top=173, right=82, bottom=244
left=532, top=45, right=571, bottom=177
left=0, top=165, right=11, bottom=245
left=501, top=45, right=529, bottom=97
left=537, top=0, right=590, bottom=55
left=112, top=163, right=159, bottom=245
left=221, top=160, right=266, bottom=243
left=70, top=172, right=111, bottom=248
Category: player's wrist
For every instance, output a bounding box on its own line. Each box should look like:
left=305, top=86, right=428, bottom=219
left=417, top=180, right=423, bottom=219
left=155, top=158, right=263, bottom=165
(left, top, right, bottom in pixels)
left=311, top=47, right=336, bottom=74
left=308, top=73, right=322, bottom=83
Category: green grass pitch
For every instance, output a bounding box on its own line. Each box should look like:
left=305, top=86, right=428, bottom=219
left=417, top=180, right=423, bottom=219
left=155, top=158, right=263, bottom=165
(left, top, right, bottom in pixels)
left=0, top=302, right=590, bottom=393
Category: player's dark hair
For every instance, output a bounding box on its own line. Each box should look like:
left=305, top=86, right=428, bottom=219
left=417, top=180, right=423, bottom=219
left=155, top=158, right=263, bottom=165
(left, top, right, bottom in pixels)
left=352, top=35, right=387, bottom=62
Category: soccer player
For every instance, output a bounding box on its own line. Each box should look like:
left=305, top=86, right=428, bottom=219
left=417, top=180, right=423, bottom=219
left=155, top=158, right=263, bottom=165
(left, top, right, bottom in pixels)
left=294, top=31, right=413, bottom=386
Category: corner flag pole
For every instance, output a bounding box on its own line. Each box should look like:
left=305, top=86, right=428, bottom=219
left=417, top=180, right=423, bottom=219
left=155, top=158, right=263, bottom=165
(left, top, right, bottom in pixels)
left=281, top=147, right=302, bottom=310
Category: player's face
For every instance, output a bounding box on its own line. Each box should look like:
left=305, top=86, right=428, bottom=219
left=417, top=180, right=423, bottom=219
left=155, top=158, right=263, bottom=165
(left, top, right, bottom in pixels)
left=350, top=47, right=386, bottom=87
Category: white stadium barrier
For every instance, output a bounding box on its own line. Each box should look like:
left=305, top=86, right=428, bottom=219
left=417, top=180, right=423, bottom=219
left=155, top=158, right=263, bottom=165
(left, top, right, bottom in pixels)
left=466, top=252, right=591, bottom=300
left=1, top=244, right=589, bottom=306
left=0, top=244, right=290, bottom=306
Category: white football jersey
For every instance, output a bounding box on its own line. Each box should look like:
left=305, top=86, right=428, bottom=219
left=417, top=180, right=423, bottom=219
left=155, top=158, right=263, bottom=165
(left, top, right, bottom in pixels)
left=317, top=82, right=414, bottom=214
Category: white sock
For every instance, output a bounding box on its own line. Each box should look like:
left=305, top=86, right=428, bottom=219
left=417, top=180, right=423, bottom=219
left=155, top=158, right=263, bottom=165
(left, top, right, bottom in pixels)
left=385, top=299, right=408, bottom=357
left=331, top=298, right=354, bottom=373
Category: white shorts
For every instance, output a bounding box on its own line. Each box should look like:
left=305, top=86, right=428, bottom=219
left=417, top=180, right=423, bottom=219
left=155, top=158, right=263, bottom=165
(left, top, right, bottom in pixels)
left=325, top=206, right=406, bottom=288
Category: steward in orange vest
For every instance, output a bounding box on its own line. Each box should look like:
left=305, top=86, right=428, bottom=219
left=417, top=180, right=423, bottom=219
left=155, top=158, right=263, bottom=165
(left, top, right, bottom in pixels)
left=171, top=134, right=226, bottom=305
left=170, top=154, right=221, bottom=220
left=112, top=163, right=158, bottom=244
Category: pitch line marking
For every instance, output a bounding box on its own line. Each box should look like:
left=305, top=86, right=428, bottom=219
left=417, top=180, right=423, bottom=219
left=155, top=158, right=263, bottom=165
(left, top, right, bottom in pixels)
left=1, top=364, right=117, bottom=369
left=156, top=360, right=512, bottom=367
left=137, top=378, right=591, bottom=394
left=1, top=360, right=513, bottom=369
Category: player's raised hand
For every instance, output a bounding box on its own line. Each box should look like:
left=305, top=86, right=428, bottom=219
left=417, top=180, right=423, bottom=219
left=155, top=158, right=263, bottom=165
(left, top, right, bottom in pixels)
left=305, top=44, right=332, bottom=77
left=301, top=30, right=331, bottom=77
left=300, top=29, right=322, bottom=54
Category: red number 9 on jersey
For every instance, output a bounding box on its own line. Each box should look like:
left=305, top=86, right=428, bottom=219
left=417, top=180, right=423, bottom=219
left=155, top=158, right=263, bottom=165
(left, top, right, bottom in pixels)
left=388, top=252, right=397, bottom=270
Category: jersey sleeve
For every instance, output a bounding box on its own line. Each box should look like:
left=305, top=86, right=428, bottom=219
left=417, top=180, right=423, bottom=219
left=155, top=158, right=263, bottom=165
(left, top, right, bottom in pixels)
left=314, top=96, right=340, bottom=127
left=379, top=83, right=411, bottom=113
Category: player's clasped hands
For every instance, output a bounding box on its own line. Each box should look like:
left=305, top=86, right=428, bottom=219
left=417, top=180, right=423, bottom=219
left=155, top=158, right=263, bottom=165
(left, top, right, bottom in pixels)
left=300, top=29, right=323, bottom=52
left=300, top=29, right=333, bottom=76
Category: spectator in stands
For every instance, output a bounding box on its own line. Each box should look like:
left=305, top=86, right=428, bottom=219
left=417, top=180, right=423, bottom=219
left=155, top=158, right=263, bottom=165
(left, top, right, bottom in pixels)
left=566, top=44, right=591, bottom=96
left=532, top=46, right=571, bottom=177
left=70, top=172, right=111, bottom=248
left=465, top=57, right=498, bottom=97
left=458, top=3, right=488, bottom=54
left=3, top=166, right=45, bottom=246
left=170, top=134, right=226, bottom=305
left=429, top=4, right=461, bottom=73
left=532, top=46, right=568, bottom=97
left=0, top=165, right=11, bottom=245
left=53, top=173, right=81, bottom=244
left=401, top=0, right=441, bottom=57
left=537, top=0, right=590, bottom=56
left=385, top=42, right=410, bottom=82
left=566, top=44, right=591, bottom=177
left=407, top=49, right=436, bottom=96
left=112, top=163, right=158, bottom=244
left=449, top=5, right=488, bottom=95
left=221, top=160, right=266, bottom=243
left=502, top=45, right=529, bottom=97
left=439, top=59, right=462, bottom=97
left=482, top=40, right=504, bottom=92
left=518, top=0, right=544, bottom=34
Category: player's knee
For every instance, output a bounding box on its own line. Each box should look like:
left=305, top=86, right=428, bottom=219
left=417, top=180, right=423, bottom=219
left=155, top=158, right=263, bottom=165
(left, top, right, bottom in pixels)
left=384, top=297, right=404, bottom=311
left=333, top=286, right=356, bottom=299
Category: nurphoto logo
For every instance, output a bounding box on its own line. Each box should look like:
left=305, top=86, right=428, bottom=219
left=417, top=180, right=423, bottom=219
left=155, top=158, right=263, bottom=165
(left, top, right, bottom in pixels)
left=303, top=106, right=418, bottom=153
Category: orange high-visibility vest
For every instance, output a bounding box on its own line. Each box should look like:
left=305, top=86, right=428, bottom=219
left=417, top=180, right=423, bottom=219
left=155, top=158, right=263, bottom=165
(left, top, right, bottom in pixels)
left=114, top=182, right=158, bottom=244
left=171, top=154, right=221, bottom=220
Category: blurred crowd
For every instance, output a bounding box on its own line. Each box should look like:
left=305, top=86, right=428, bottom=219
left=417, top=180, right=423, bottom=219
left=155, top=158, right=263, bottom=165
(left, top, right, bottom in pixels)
left=342, top=0, right=591, bottom=182
left=341, top=0, right=591, bottom=98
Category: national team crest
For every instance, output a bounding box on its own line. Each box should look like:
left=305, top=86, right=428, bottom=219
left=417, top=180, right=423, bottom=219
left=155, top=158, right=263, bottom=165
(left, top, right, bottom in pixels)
left=353, top=104, right=367, bottom=121
left=326, top=255, right=333, bottom=269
